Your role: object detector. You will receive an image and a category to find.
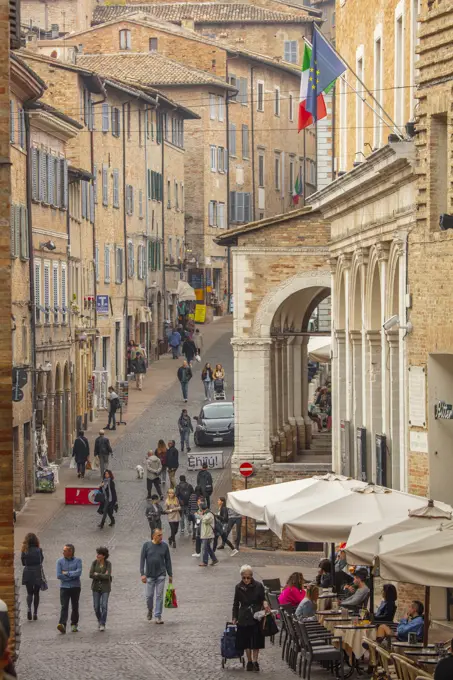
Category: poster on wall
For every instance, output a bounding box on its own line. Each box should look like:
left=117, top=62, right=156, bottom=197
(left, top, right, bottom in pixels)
left=194, top=304, right=206, bottom=323
left=408, top=366, right=426, bottom=428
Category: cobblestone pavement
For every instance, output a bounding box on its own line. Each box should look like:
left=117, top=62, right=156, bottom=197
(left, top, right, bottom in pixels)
left=16, top=322, right=327, bottom=680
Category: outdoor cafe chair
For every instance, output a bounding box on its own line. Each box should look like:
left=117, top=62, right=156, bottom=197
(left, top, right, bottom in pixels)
left=279, top=604, right=295, bottom=649
left=299, top=621, right=345, bottom=680
left=376, top=644, right=396, bottom=678
left=390, top=653, right=431, bottom=680
left=263, top=578, right=281, bottom=593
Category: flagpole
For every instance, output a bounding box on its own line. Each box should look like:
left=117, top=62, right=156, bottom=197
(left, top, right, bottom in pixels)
left=340, top=75, right=403, bottom=141
left=309, top=29, right=405, bottom=140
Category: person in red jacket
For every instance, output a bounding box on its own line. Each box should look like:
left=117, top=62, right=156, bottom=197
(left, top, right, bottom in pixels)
left=278, top=572, right=306, bottom=607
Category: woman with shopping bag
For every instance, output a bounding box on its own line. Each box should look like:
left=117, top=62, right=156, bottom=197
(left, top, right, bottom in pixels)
left=232, top=565, right=270, bottom=672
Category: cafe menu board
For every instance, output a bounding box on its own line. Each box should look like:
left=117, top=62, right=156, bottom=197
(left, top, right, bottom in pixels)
left=116, top=380, right=129, bottom=408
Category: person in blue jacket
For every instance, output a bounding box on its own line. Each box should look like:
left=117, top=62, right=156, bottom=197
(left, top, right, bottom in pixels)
left=377, top=599, right=424, bottom=642
left=56, top=544, right=83, bottom=634
left=169, top=329, right=181, bottom=359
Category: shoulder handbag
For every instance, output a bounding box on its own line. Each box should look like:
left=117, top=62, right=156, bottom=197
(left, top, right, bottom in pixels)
left=40, top=555, right=48, bottom=592
left=262, top=611, right=278, bottom=637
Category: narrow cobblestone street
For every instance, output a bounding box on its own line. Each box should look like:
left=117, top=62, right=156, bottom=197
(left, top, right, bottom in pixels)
left=15, top=319, right=324, bottom=680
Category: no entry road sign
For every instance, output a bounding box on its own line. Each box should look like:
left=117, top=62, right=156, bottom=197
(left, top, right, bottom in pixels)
left=239, top=462, right=254, bottom=478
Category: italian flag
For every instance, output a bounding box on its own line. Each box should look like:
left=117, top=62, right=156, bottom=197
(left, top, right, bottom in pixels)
left=298, top=43, right=327, bottom=131
left=292, top=172, right=303, bottom=204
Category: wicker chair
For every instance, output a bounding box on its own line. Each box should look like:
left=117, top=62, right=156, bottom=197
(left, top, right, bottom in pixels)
left=390, top=653, right=432, bottom=680
left=376, top=644, right=397, bottom=679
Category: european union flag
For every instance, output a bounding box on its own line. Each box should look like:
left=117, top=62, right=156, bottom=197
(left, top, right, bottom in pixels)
left=306, top=28, right=346, bottom=121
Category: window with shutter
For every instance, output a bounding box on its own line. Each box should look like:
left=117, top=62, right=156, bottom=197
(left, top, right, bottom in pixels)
left=10, top=100, right=14, bottom=143
left=55, top=157, right=61, bottom=208
left=210, top=145, right=217, bottom=172
left=239, top=78, right=248, bottom=105
left=289, top=94, right=294, bottom=122
left=31, top=148, right=38, bottom=201
left=90, top=183, right=95, bottom=223
left=19, top=109, right=25, bottom=149
left=208, top=201, right=214, bottom=226
left=119, top=29, right=131, bottom=50
left=14, top=204, right=20, bottom=256
left=10, top=205, right=16, bottom=258
left=149, top=37, right=158, bottom=51
left=111, top=108, right=120, bottom=137
left=44, top=262, right=50, bottom=323
left=284, top=40, right=290, bottom=62
left=53, top=263, right=59, bottom=323
left=218, top=96, right=225, bottom=122
left=236, top=192, right=245, bottom=222
left=229, top=123, right=236, bottom=156
left=209, top=94, right=216, bottom=120
left=283, top=40, right=298, bottom=64
left=104, top=245, right=110, bottom=282
left=181, top=184, right=184, bottom=210
left=275, top=156, right=281, bottom=190
left=139, top=189, right=143, bottom=219
left=127, top=241, right=134, bottom=278
left=274, top=88, right=280, bottom=116
left=244, top=193, right=251, bottom=223
left=289, top=160, right=294, bottom=195
left=130, top=186, right=134, bottom=214
left=47, top=154, right=54, bottom=205
left=20, top=206, right=29, bottom=260
left=34, top=260, right=41, bottom=323
left=93, top=164, right=98, bottom=204
left=257, top=81, right=264, bottom=111
left=40, top=151, right=47, bottom=203
left=102, top=103, right=109, bottom=132
left=95, top=244, right=99, bottom=282
left=258, top=155, right=265, bottom=187
left=63, top=159, right=68, bottom=210
left=167, top=180, right=171, bottom=209
left=103, top=166, right=108, bottom=206
left=218, top=202, right=225, bottom=228
left=175, top=182, right=178, bottom=210
left=242, top=125, right=249, bottom=159
left=81, top=181, right=87, bottom=219
left=61, top=264, right=67, bottom=323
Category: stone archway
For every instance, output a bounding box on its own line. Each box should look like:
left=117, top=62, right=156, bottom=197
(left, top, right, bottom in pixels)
left=63, top=363, right=71, bottom=457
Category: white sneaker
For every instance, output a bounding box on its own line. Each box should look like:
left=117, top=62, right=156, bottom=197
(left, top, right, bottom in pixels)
left=230, top=549, right=239, bottom=557
left=192, top=553, right=201, bottom=558
left=99, top=624, right=105, bottom=632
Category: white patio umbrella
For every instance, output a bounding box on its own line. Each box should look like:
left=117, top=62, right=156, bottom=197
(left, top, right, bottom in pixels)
left=377, top=520, right=453, bottom=588
left=346, top=500, right=453, bottom=566
left=308, top=336, right=331, bottom=363
left=264, top=484, right=442, bottom=544
left=226, top=473, right=366, bottom=523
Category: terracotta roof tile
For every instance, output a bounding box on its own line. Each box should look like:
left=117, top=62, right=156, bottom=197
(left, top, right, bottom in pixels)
left=92, top=3, right=312, bottom=26
left=77, top=52, right=232, bottom=88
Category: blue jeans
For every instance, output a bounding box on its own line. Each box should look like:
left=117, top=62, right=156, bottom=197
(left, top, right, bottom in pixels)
left=145, top=575, right=166, bottom=619
left=180, top=505, right=189, bottom=532
left=171, top=346, right=179, bottom=359
left=180, top=429, right=190, bottom=450
left=202, top=538, right=217, bottom=565
left=92, top=591, right=109, bottom=626
left=181, top=382, right=189, bottom=400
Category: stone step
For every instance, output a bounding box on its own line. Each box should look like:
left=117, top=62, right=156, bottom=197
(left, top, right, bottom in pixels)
left=300, top=448, right=331, bottom=457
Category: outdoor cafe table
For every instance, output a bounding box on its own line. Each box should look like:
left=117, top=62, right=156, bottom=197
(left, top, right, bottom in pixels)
left=392, top=642, right=435, bottom=650
left=317, top=594, right=334, bottom=612
left=332, top=624, right=377, bottom=662
left=405, top=649, right=440, bottom=658
left=316, top=610, right=343, bottom=626
left=323, top=617, right=351, bottom=633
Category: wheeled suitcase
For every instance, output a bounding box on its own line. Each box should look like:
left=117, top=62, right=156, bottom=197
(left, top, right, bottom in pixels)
left=220, top=622, right=245, bottom=668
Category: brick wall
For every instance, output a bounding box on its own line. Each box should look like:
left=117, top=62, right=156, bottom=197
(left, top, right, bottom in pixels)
left=22, top=0, right=92, bottom=33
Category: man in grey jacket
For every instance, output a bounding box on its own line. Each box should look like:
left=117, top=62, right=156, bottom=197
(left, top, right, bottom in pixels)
left=140, top=528, right=173, bottom=623
left=341, top=569, right=370, bottom=609
left=146, top=450, right=162, bottom=500
left=94, top=430, right=113, bottom=479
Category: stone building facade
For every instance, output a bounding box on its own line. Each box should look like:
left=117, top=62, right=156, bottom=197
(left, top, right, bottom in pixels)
left=405, top=0, right=453, bottom=508
left=22, top=0, right=94, bottom=35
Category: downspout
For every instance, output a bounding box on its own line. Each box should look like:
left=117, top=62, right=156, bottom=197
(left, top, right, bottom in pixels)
left=225, top=55, right=240, bottom=312
left=331, top=83, right=336, bottom=182
left=160, top=107, right=167, bottom=326
left=250, top=66, right=256, bottom=222
left=122, top=100, right=132, bottom=378
left=24, top=106, right=37, bottom=475
left=90, top=90, right=107, bottom=334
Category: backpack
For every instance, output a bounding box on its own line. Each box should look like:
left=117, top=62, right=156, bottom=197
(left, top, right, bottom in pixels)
left=178, top=483, right=192, bottom=506
left=111, top=397, right=120, bottom=411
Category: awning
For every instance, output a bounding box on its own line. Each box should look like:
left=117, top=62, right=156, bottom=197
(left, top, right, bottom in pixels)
left=308, top=336, right=331, bottom=363
left=177, top=280, right=197, bottom=302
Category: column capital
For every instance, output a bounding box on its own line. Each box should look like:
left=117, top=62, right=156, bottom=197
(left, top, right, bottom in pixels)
left=335, top=329, right=346, bottom=342
left=231, top=337, right=273, bottom=349
left=392, top=230, right=408, bottom=257
left=366, top=330, right=382, bottom=345
left=385, top=328, right=400, bottom=347
left=339, top=252, right=353, bottom=269
left=355, top=247, right=369, bottom=267
left=376, top=241, right=391, bottom=262
left=328, top=257, right=339, bottom=275
left=349, top=330, right=362, bottom=345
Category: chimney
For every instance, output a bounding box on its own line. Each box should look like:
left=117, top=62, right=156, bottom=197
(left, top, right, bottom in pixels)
left=26, top=32, right=38, bottom=50
left=181, top=17, right=195, bottom=31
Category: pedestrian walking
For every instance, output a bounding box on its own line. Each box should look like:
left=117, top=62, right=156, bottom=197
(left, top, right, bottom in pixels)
left=155, top=439, right=168, bottom=486
left=188, top=485, right=201, bottom=542
left=94, top=429, right=113, bottom=479
left=165, top=488, right=181, bottom=548
left=191, top=492, right=204, bottom=558
left=213, top=497, right=238, bottom=555
left=140, top=528, right=173, bottom=624
left=214, top=363, right=225, bottom=380
left=145, top=495, right=165, bottom=536
left=177, top=360, right=192, bottom=402
left=232, top=565, right=270, bottom=672
left=131, top=350, right=147, bottom=390
left=182, top=336, right=197, bottom=365
left=146, top=450, right=162, bottom=499
left=197, top=462, right=213, bottom=508
left=89, top=546, right=112, bottom=632
left=226, top=507, right=243, bottom=552
left=98, top=469, right=117, bottom=529
left=201, top=362, right=214, bottom=401
left=198, top=502, right=218, bottom=567
left=127, top=339, right=137, bottom=374
left=106, top=386, right=120, bottom=430
left=169, top=328, right=181, bottom=359
left=194, top=328, right=204, bottom=357
left=178, top=409, right=193, bottom=452
left=21, top=533, right=45, bottom=621
left=72, top=430, right=90, bottom=479
left=57, top=544, right=82, bottom=634
left=175, top=475, right=194, bottom=536
left=166, top=440, right=179, bottom=488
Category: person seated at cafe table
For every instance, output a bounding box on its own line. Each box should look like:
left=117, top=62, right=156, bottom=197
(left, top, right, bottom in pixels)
left=434, top=640, right=453, bottom=680
left=377, top=600, right=424, bottom=642
left=374, top=584, right=397, bottom=623
left=278, top=572, right=306, bottom=607
left=296, top=584, right=319, bottom=620
left=316, top=559, right=332, bottom=588
left=340, top=568, right=370, bottom=608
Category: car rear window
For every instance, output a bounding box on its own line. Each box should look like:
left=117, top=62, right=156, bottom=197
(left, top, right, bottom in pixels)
left=203, top=404, right=234, bottom=418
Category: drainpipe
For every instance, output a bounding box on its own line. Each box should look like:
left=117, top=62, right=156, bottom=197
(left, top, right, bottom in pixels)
left=250, top=66, right=256, bottom=222
left=122, top=100, right=133, bottom=378
left=90, top=91, right=107, bottom=333
left=160, top=106, right=167, bottom=326
left=225, top=55, right=240, bottom=313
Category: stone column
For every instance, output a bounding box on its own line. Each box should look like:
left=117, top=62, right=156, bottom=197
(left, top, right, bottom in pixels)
left=269, top=340, right=278, bottom=449
left=291, top=336, right=305, bottom=453
left=46, top=393, right=56, bottom=463
left=54, top=390, right=63, bottom=463
left=286, top=338, right=297, bottom=459
left=350, top=330, right=363, bottom=478
left=367, top=330, right=382, bottom=483
left=333, top=330, right=346, bottom=473
left=340, top=254, right=353, bottom=424
left=376, top=242, right=390, bottom=437
left=280, top=338, right=292, bottom=460
left=387, top=329, right=400, bottom=489
left=301, top=337, right=311, bottom=449
left=231, top=337, right=274, bottom=474
left=275, top=340, right=284, bottom=433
